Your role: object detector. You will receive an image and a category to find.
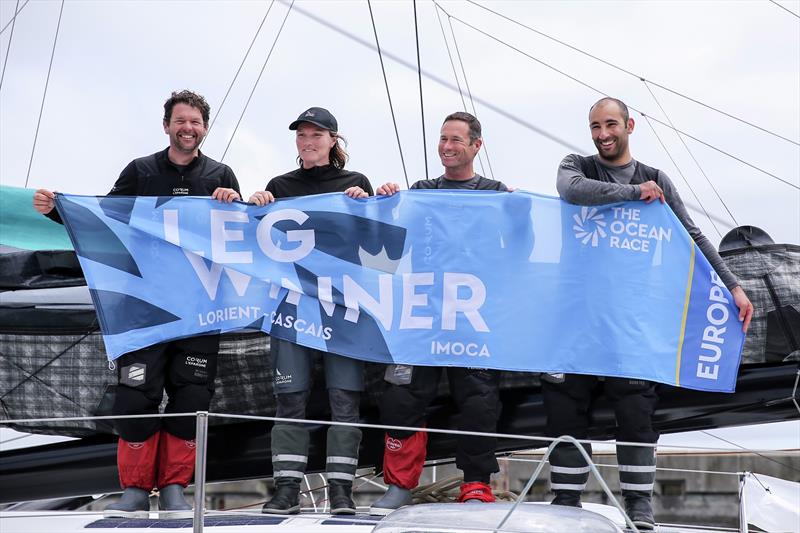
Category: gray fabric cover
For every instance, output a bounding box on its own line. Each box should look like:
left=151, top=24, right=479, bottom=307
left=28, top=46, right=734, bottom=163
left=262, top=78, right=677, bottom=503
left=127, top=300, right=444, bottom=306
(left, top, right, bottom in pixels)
left=0, top=332, right=275, bottom=436
left=719, top=244, right=800, bottom=363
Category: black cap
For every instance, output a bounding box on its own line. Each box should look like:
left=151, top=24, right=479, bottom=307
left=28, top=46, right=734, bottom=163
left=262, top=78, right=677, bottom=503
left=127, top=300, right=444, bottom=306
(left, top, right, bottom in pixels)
left=289, top=107, right=338, bottom=132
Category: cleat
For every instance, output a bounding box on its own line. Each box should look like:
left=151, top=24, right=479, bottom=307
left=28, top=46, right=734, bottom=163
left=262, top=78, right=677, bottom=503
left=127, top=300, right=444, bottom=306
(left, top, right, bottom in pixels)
left=457, top=481, right=495, bottom=503
left=370, top=484, right=412, bottom=515
left=103, top=487, right=150, bottom=519
left=157, top=484, right=193, bottom=519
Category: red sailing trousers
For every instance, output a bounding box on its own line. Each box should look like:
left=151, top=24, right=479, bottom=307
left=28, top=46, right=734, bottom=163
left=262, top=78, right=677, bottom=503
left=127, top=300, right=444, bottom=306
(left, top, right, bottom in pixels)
left=117, top=430, right=195, bottom=490
left=382, top=431, right=428, bottom=490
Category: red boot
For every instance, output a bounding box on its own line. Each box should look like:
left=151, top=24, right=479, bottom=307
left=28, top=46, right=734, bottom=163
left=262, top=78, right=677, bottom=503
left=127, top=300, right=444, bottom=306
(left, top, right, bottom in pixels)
left=457, top=482, right=495, bottom=503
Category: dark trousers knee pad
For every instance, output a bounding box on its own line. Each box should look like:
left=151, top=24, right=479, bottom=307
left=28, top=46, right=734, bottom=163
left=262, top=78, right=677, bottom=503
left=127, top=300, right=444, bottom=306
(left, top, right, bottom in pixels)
left=276, top=390, right=310, bottom=419
left=328, top=388, right=360, bottom=423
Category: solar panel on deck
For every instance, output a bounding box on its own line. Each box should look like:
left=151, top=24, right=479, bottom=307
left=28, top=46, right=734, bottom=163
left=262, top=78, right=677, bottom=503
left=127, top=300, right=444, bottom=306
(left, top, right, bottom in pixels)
left=85, top=515, right=288, bottom=528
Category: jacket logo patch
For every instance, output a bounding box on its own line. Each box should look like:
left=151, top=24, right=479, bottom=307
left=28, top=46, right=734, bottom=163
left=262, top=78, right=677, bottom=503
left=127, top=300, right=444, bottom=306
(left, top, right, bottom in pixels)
left=274, top=368, right=293, bottom=386
left=386, top=438, right=402, bottom=452
left=120, top=364, right=146, bottom=387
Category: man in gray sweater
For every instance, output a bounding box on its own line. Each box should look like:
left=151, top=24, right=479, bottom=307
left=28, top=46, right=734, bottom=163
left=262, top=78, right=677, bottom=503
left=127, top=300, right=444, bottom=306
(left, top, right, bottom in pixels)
left=547, top=97, right=753, bottom=529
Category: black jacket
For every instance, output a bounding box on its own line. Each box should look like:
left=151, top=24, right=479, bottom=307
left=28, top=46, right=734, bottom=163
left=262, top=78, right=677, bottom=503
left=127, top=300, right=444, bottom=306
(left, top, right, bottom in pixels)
left=47, top=148, right=239, bottom=223
left=266, top=165, right=373, bottom=199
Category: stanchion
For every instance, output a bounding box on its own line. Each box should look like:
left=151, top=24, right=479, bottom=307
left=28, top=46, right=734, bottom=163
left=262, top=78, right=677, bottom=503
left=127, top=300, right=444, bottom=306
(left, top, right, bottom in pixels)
left=738, top=472, right=749, bottom=533
left=193, top=411, right=209, bottom=533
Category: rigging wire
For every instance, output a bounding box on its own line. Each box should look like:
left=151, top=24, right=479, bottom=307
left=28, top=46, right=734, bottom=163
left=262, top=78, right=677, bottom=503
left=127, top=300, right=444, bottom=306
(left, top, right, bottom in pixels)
left=0, top=432, right=36, bottom=446
left=466, top=0, right=800, bottom=146
left=220, top=0, right=294, bottom=162
left=643, top=113, right=799, bottom=190
left=435, top=1, right=516, bottom=181
left=367, top=0, right=410, bottom=188
left=24, top=0, right=64, bottom=188
left=0, top=0, right=28, bottom=37
left=642, top=115, right=725, bottom=239
left=699, top=429, right=800, bottom=474
left=0, top=0, right=20, bottom=93
left=204, top=0, right=274, bottom=145
left=283, top=1, right=584, bottom=154
left=434, top=6, right=468, bottom=112
left=437, top=4, right=799, bottom=190
left=413, top=0, right=429, bottom=180
left=643, top=80, right=739, bottom=227
left=436, top=8, right=485, bottom=177
left=504, top=454, right=747, bottom=478
left=768, top=0, right=800, bottom=19
left=683, top=200, right=736, bottom=229
left=444, top=8, right=494, bottom=179
left=747, top=471, right=776, bottom=494
left=7, top=410, right=795, bottom=457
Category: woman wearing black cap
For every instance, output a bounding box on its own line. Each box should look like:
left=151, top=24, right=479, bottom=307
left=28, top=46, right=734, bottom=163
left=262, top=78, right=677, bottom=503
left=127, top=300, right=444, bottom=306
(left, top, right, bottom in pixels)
left=249, top=107, right=372, bottom=516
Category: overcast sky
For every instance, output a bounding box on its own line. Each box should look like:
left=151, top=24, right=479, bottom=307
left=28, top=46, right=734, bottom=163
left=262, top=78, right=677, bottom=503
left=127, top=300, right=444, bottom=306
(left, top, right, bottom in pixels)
left=1, top=0, right=798, bottom=245
left=1, top=1, right=798, bottom=451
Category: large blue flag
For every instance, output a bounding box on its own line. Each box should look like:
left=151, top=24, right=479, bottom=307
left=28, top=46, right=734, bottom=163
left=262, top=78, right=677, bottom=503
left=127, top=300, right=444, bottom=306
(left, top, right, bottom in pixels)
left=55, top=191, right=745, bottom=392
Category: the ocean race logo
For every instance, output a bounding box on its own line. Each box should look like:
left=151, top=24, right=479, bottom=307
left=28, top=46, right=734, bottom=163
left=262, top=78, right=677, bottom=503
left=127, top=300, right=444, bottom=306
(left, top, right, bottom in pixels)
left=573, top=206, right=671, bottom=253
left=572, top=206, right=607, bottom=247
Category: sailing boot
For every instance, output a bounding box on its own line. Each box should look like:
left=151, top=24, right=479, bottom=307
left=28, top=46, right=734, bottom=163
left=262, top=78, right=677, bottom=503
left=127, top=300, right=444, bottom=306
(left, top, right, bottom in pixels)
left=157, top=484, right=193, bottom=519
left=103, top=487, right=151, bottom=519
left=325, top=425, right=361, bottom=514
left=329, top=481, right=356, bottom=515
left=551, top=490, right=582, bottom=507
left=457, top=482, right=495, bottom=503
left=548, top=441, right=591, bottom=508
left=263, top=424, right=309, bottom=515
left=618, top=444, right=657, bottom=530
left=264, top=478, right=301, bottom=515
left=369, top=484, right=413, bottom=515
left=624, top=491, right=655, bottom=529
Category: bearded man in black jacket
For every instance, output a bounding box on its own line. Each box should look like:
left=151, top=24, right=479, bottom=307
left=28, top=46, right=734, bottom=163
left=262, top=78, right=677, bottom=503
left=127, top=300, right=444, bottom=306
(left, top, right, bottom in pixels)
left=33, top=90, right=240, bottom=519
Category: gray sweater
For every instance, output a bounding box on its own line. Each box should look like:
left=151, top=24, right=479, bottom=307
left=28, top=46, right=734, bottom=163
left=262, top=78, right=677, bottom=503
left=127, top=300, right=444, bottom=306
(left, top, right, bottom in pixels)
left=556, top=154, right=738, bottom=290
